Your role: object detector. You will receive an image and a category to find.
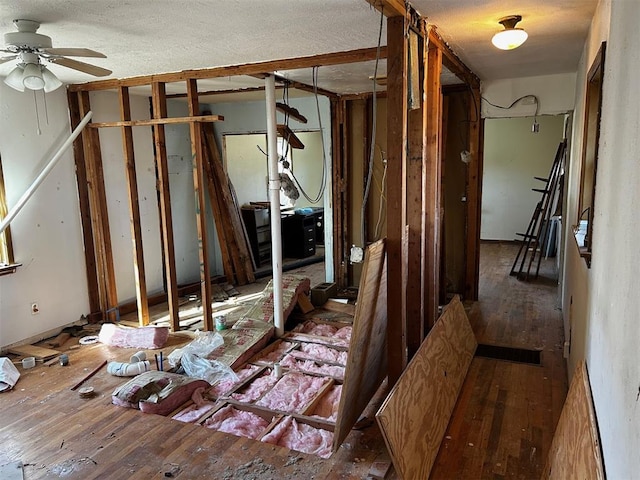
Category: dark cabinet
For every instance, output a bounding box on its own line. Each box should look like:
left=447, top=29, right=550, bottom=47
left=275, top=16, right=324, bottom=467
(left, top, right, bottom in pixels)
left=281, top=213, right=316, bottom=258
left=241, top=207, right=271, bottom=267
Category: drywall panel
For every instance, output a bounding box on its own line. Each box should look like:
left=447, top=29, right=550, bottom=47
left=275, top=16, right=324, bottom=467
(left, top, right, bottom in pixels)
left=90, top=91, right=164, bottom=302
left=376, top=296, right=476, bottom=479
left=481, top=72, right=577, bottom=118
left=481, top=115, right=565, bottom=240
left=224, top=133, right=268, bottom=208
left=0, top=85, right=89, bottom=347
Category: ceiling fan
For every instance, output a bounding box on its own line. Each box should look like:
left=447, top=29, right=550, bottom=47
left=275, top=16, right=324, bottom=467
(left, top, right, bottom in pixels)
left=0, top=19, right=112, bottom=92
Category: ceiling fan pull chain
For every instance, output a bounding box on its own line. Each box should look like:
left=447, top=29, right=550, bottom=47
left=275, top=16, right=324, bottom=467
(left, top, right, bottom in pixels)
left=33, top=89, right=41, bottom=135
left=42, top=89, right=50, bottom=125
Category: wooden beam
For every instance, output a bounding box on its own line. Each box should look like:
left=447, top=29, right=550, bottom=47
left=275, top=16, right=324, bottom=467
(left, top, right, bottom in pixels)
left=78, top=91, right=119, bottom=321
left=275, top=102, right=308, bottom=124
left=422, top=42, right=443, bottom=330
left=405, top=27, right=426, bottom=359
left=151, top=82, right=180, bottom=331
left=118, top=86, right=150, bottom=326
left=465, top=86, right=483, bottom=301
left=69, top=46, right=388, bottom=92
left=365, top=0, right=406, bottom=17
left=67, top=91, right=101, bottom=317
left=386, top=15, right=409, bottom=384
left=87, top=115, right=223, bottom=129
left=276, top=124, right=305, bottom=149
left=186, top=79, right=213, bottom=331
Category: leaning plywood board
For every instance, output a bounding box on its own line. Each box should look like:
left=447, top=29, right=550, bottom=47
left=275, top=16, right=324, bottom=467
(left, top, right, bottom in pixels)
left=376, top=296, right=477, bottom=479
left=333, top=239, right=388, bottom=451
left=542, top=361, right=604, bottom=479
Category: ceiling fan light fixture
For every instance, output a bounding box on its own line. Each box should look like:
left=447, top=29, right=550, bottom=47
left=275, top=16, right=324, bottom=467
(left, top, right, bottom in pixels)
left=4, top=64, right=25, bottom=91
left=42, top=66, right=62, bottom=92
left=22, top=62, right=45, bottom=90
left=492, top=15, right=528, bottom=50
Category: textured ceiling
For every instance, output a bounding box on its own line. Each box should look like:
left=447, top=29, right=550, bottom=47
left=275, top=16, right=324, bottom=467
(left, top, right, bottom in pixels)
left=0, top=0, right=597, bottom=95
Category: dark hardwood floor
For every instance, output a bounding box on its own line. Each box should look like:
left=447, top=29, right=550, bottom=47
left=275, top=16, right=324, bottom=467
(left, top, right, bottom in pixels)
left=0, top=242, right=566, bottom=479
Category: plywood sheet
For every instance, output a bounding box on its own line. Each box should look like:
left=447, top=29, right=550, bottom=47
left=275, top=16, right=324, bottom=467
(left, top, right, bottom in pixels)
left=542, top=362, right=604, bottom=480
left=375, top=296, right=477, bottom=479
left=7, top=344, right=61, bottom=360
left=333, top=239, right=388, bottom=451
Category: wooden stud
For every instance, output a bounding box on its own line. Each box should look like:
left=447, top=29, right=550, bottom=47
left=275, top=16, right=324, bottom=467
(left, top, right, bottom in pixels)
left=422, top=42, right=443, bottom=330
left=69, top=47, right=388, bottom=92
left=386, top=14, right=409, bottom=384
left=186, top=79, right=213, bottom=331
left=78, top=91, right=119, bottom=321
left=151, top=82, right=180, bottom=331
left=405, top=27, right=426, bottom=359
left=118, top=86, right=150, bottom=326
left=67, top=92, right=101, bottom=317
left=331, top=98, right=348, bottom=288
left=465, top=86, right=483, bottom=301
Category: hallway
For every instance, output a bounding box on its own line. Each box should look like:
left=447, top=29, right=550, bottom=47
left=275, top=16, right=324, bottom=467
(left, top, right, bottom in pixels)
left=432, top=241, right=568, bottom=479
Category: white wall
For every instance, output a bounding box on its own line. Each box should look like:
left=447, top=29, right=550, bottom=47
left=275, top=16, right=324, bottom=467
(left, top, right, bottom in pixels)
left=90, top=91, right=164, bottom=303
left=481, top=115, right=565, bottom=240
left=569, top=0, right=640, bottom=476
left=482, top=72, right=577, bottom=118
left=0, top=85, right=89, bottom=347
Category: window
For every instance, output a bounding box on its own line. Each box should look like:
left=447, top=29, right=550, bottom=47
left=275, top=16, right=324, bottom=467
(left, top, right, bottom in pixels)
left=575, top=42, right=606, bottom=267
left=0, top=155, right=18, bottom=275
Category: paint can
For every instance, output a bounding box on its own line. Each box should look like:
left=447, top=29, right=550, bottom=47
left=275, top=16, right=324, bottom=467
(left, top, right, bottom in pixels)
left=59, top=354, right=69, bottom=366
left=215, top=315, right=227, bottom=331
left=22, top=357, right=35, bottom=369
left=273, top=362, right=283, bottom=378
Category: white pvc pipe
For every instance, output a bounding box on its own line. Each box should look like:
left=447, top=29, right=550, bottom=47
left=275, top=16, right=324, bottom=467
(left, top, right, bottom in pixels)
left=0, top=110, right=93, bottom=235
left=265, top=75, right=284, bottom=337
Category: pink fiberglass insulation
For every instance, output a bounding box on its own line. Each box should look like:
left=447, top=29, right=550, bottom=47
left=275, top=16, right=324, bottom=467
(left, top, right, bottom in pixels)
left=291, top=343, right=348, bottom=365
left=171, top=387, right=215, bottom=423
left=286, top=333, right=350, bottom=349
left=99, top=323, right=169, bottom=349
left=203, top=405, right=269, bottom=439
left=280, top=354, right=345, bottom=380
left=311, top=385, right=342, bottom=421
left=231, top=370, right=279, bottom=403
left=261, top=416, right=333, bottom=459
left=296, top=321, right=337, bottom=337
left=334, top=325, right=352, bottom=341
left=208, top=364, right=260, bottom=398
left=253, top=341, right=295, bottom=364
left=256, top=372, right=329, bottom=412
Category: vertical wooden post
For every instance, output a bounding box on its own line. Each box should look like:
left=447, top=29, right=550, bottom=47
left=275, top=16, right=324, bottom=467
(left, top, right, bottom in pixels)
left=151, top=82, right=180, bottom=331
left=405, top=26, right=427, bottom=359
left=422, top=41, right=443, bottom=330
left=67, top=91, right=101, bottom=318
left=78, top=91, right=118, bottom=321
left=118, top=86, right=149, bottom=326
left=331, top=98, right=348, bottom=288
left=186, top=79, right=213, bottom=331
left=465, top=86, right=483, bottom=301
left=386, top=14, right=409, bottom=384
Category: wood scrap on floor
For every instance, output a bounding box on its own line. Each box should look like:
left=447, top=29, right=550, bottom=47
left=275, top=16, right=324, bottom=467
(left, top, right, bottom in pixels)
left=542, top=361, right=605, bottom=479
left=7, top=344, right=61, bottom=361
left=376, top=295, right=477, bottom=479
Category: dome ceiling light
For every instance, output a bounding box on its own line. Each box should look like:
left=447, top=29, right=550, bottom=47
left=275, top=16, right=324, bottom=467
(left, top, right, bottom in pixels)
left=492, top=15, right=528, bottom=50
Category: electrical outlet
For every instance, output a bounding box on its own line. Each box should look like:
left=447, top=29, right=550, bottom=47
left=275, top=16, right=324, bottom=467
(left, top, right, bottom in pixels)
left=31, top=303, right=39, bottom=315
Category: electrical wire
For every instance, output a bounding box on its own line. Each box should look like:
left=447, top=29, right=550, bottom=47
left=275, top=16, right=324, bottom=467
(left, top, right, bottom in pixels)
left=360, top=7, right=384, bottom=248
left=482, top=94, right=539, bottom=118
left=373, top=148, right=388, bottom=241
left=287, top=65, right=327, bottom=204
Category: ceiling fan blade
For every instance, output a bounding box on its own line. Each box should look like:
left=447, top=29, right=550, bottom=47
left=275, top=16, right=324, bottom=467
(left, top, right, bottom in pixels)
left=0, top=55, right=17, bottom=64
left=49, top=57, right=112, bottom=77
left=42, top=48, right=106, bottom=58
